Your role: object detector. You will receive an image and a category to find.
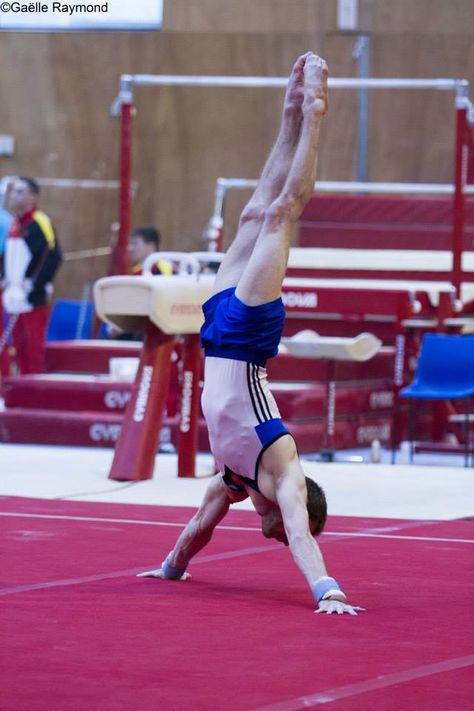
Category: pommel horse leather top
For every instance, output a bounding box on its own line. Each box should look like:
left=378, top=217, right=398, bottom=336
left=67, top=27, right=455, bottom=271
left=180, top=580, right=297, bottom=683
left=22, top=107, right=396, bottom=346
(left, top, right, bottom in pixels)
left=281, top=330, right=382, bottom=362
left=94, top=251, right=383, bottom=364
left=93, top=252, right=218, bottom=335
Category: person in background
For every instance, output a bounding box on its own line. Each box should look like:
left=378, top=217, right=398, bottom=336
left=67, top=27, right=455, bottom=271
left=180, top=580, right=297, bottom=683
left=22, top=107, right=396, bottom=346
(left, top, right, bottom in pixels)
left=1, top=177, right=61, bottom=374
left=0, top=195, right=14, bottom=379
left=0, top=204, right=13, bottom=264
left=128, top=226, right=173, bottom=276
left=108, top=226, right=172, bottom=340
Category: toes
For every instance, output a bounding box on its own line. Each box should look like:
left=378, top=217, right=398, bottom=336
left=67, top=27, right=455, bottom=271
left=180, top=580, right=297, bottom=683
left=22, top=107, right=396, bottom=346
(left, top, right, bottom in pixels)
left=305, top=54, right=328, bottom=73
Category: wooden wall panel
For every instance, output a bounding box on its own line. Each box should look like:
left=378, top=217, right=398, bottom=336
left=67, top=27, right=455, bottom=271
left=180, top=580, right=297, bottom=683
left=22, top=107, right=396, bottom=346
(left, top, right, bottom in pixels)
left=130, top=32, right=356, bottom=256
left=0, top=0, right=472, bottom=299
left=371, top=0, right=474, bottom=34
left=164, top=0, right=337, bottom=33
left=165, top=0, right=474, bottom=35
left=368, top=33, right=474, bottom=183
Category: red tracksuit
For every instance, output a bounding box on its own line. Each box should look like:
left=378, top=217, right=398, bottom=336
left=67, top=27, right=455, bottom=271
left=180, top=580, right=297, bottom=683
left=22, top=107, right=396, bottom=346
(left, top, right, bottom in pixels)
left=2, top=208, right=62, bottom=374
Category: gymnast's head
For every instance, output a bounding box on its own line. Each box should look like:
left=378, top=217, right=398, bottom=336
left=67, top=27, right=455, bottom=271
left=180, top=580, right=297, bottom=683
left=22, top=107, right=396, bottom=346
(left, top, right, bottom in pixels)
left=261, top=477, right=327, bottom=546
left=128, top=225, right=162, bottom=266
left=305, top=477, right=327, bottom=536
left=8, top=177, right=40, bottom=217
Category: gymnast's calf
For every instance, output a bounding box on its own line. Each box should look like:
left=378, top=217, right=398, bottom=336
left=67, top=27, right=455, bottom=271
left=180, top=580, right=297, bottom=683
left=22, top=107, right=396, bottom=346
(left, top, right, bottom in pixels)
left=139, top=52, right=364, bottom=615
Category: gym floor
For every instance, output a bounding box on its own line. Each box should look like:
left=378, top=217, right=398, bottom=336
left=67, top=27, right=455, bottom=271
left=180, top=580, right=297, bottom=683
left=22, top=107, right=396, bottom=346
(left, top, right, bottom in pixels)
left=1, top=444, right=473, bottom=710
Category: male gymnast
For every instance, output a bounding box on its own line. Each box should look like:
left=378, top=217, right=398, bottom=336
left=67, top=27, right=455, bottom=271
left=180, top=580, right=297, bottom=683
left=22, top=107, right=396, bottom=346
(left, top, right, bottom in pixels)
left=139, top=52, right=364, bottom=615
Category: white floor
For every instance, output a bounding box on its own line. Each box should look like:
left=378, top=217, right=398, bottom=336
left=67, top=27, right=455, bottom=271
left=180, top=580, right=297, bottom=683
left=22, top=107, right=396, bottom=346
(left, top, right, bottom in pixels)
left=0, top=443, right=473, bottom=521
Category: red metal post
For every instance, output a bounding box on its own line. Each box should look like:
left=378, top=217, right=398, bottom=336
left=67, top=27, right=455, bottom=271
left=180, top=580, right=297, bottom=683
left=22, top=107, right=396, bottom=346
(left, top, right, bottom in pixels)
left=452, top=104, right=468, bottom=297
left=92, top=100, right=134, bottom=337
left=177, top=334, right=202, bottom=477
left=108, top=321, right=176, bottom=481
left=110, top=100, right=134, bottom=276
left=390, top=295, right=413, bottom=456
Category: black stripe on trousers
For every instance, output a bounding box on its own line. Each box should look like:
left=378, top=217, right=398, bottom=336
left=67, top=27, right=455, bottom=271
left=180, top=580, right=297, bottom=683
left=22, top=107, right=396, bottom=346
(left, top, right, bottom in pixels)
left=252, top=364, right=272, bottom=420
left=246, top=363, right=272, bottom=423
left=247, top=362, right=263, bottom=423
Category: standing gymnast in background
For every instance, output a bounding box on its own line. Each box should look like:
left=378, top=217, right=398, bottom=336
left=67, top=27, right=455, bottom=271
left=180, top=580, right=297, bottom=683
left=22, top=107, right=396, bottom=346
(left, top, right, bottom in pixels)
left=139, top=52, right=364, bottom=615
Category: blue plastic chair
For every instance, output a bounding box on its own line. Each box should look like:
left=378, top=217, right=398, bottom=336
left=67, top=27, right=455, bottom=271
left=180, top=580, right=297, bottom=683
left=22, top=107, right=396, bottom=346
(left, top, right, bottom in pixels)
left=46, top=299, right=94, bottom=341
left=400, top=333, right=474, bottom=466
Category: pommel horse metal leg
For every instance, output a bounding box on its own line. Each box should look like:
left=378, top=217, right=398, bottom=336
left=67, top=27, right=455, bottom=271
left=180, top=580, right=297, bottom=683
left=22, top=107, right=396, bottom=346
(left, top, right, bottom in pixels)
left=320, top=360, right=336, bottom=462
left=108, top=321, right=176, bottom=481
left=94, top=263, right=216, bottom=481
left=177, top=333, right=202, bottom=478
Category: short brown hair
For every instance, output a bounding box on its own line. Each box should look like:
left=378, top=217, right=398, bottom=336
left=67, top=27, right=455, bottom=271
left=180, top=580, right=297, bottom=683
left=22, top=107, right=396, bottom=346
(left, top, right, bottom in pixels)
left=305, top=477, right=327, bottom=536
left=132, top=226, right=161, bottom=247
left=19, top=177, right=40, bottom=195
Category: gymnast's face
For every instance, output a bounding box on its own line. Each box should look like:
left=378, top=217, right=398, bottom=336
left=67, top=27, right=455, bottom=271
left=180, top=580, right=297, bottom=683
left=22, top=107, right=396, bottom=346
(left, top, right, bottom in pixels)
left=261, top=509, right=321, bottom=546
left=261, top=510, right=289, bottom=546
left=8, top=180, right=36, bottom=216
left=128, top=234, right=155, bottom=266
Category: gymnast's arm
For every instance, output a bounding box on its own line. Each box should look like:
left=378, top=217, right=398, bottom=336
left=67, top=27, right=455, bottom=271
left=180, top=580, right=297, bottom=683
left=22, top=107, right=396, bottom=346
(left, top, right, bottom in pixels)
left=272, top=452, right=364, bottom=614
left=137, top=474, right=248, bottom=580
left=170, top=474, right=246, bottom=569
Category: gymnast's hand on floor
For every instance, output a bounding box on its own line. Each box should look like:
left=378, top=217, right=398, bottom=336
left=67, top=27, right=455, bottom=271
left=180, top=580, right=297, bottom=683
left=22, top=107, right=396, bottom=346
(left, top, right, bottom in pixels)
left=316, top=600, right=365, bottom=615
left=137, top=568, right=192, bottom=581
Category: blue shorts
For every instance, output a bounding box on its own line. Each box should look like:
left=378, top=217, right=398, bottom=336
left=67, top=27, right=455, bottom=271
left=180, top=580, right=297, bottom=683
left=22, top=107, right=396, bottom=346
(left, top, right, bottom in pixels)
left=200, top=287, right=285, bottom=367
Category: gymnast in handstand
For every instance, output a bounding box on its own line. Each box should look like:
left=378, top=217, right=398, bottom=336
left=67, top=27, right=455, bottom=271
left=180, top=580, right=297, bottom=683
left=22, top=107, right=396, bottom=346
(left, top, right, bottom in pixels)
left=139, top=52, right=364, bottom=615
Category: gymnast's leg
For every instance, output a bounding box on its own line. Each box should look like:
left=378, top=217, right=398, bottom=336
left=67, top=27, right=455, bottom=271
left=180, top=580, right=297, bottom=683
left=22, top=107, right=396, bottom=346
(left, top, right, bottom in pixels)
left=212, top=53, right=310, bottom=295
left=235, top=53, right=328, bottom=307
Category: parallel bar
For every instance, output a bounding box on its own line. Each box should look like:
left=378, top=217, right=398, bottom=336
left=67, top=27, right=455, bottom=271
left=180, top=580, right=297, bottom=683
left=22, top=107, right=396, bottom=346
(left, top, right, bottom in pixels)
left=2, top=176, right=138, bottom=192
left=216, top=178, right=474, bottom=195
left=125, top=74, right=469, bottom=92
left=37, top=178, right=121, bottom=190
left=63, top=247, right=112, bottom=262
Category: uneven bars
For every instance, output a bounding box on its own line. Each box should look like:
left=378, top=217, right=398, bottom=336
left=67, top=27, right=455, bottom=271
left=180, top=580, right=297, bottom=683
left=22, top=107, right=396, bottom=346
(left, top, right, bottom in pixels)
left=38, top=178, right=121, bottom=189
left=120, top=74, right=469, bottom=93
left=1, top=176, right=137, bottom=191
left=112, top=73, right=471, bottom=117
left=215, top=178, right=474, bottom=196
left=113, top=71, right=472, bottom=291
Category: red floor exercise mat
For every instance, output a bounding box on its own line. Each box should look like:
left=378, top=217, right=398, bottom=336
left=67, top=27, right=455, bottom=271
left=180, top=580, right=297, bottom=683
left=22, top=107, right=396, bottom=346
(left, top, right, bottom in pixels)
left=0, top=496, right=473, bottom=710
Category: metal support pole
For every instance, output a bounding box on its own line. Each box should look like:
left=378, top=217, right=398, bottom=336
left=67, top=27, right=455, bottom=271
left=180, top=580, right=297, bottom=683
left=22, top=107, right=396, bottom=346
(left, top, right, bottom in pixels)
left=108, top=322, right=176, bottom=481
left=177, top=334, right=202, bottom=477
left=203, top=179, right=226, bottom=252
left=452, top=104, right=469, bottom=297
left=353, top=35, right=370, bottom=183
left=112, top=100, right=134, bottom=276
left=321, top=361, right=336, bottom=462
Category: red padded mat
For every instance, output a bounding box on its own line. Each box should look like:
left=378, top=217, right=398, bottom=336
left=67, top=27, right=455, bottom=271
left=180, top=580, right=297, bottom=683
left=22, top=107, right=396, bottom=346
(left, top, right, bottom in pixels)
left=1, top=496, right=473, bottom=710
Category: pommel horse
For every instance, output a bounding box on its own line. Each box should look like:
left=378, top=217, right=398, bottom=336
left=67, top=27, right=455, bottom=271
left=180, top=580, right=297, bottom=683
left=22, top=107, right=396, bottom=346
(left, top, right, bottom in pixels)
left=94, top=252, right=222, bottom=481
left=280, top=330, right=382, bottom=461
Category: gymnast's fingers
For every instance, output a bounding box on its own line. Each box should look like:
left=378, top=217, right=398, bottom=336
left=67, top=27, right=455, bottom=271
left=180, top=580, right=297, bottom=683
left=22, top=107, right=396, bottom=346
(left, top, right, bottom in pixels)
left=136, top=568, right=166, bottom=578
left=137, top=568, right=192, bottom=581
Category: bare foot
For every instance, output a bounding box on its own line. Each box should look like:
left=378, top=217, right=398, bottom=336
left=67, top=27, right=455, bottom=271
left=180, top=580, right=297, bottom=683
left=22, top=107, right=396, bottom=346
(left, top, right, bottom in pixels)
left=284, top=52, right=311, bottom=115
left=302, top=53, right=329, bottom=117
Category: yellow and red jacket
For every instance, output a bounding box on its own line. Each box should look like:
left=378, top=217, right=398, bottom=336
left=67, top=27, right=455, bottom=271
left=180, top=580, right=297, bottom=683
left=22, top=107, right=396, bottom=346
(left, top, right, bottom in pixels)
left=131, top=259, right=173, bottom=276
left=3, top=208, right=62, bottom=308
